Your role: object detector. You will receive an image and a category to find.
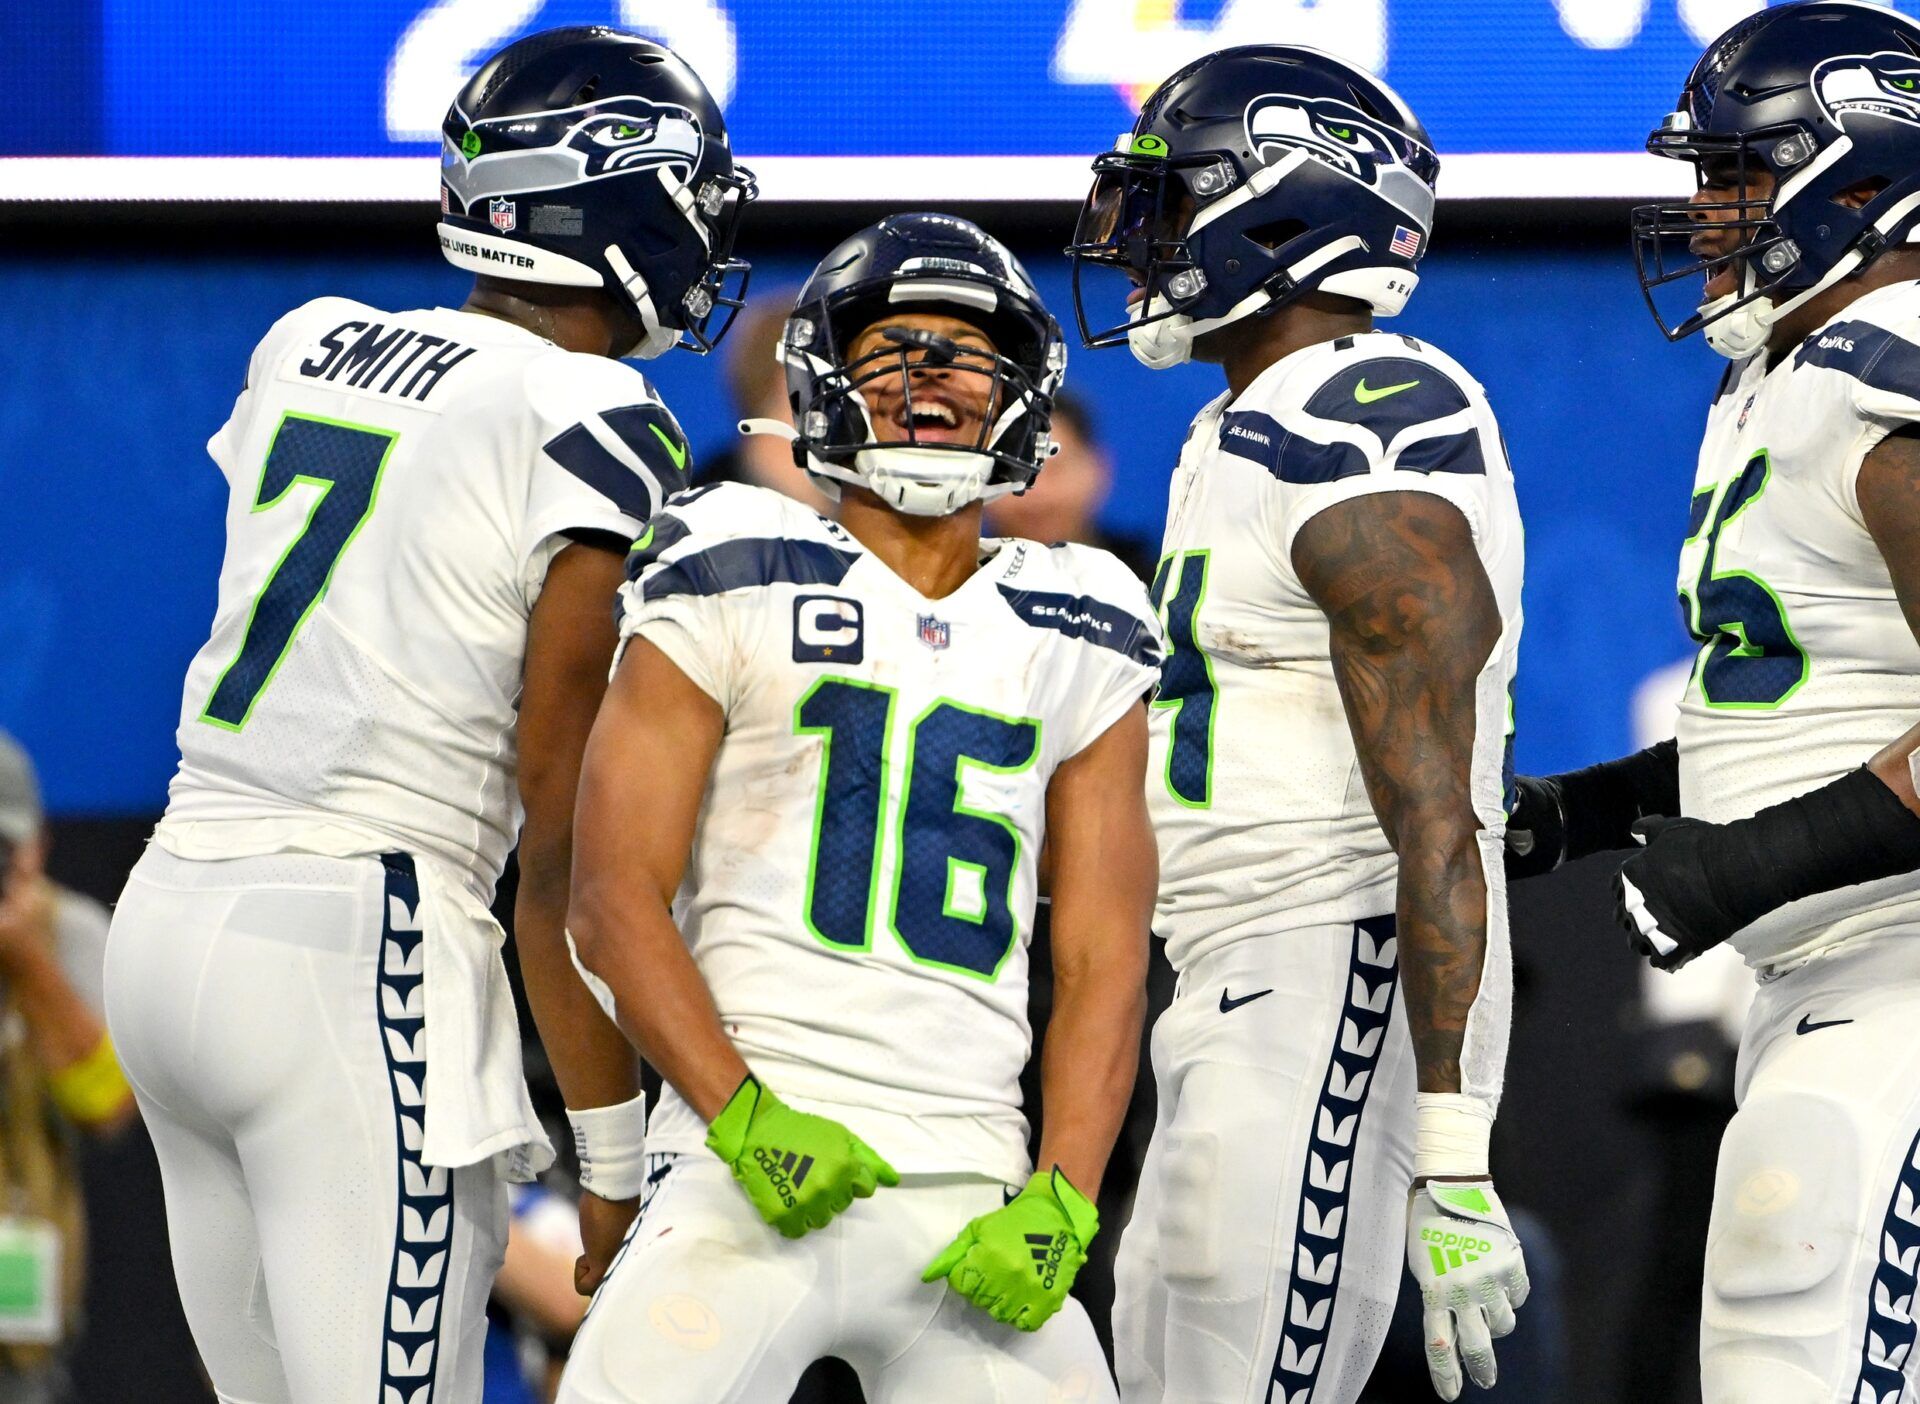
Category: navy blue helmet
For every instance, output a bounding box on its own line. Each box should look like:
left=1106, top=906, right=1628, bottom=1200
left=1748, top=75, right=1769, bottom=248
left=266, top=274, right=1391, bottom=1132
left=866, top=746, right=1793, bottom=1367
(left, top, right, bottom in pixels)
left=1067, top=45, right=1438, bottom=368
left=759, top=213, right=1066, bottom=517
left=1633, top=1, right=1920, bottom=358
left=437, top=26, right=755, bottom=359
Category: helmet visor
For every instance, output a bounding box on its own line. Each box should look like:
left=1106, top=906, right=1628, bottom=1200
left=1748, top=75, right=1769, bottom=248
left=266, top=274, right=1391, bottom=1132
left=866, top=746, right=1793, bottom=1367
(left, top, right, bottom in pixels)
left=1066, top=151, right=1215, bottom=350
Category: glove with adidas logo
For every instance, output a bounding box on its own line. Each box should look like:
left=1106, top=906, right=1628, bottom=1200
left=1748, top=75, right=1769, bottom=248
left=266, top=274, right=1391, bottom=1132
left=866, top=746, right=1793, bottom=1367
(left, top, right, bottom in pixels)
left=704, top=1075, right=899, bottom=1239
left=920, top=1166, right=1098, bottom=1332
left=1406, top=1180, right=1530, bottom=1401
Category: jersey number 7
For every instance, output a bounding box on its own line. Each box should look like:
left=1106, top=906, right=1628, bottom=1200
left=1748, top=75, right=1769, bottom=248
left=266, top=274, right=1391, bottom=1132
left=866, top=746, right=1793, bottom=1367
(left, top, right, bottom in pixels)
left=200, top=414, right=397, bottom=730
left=795, top=677, right=1039, bottom=981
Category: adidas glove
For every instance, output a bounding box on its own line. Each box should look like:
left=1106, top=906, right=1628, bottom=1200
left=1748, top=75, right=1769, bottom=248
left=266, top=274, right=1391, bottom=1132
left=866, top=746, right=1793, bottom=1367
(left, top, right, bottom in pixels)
left=704, top=1075, right=898, bottom=1239
left=920, top=1167, right=1098, bottom=1332
left=1406, top=1180, right=1530, bottom=1401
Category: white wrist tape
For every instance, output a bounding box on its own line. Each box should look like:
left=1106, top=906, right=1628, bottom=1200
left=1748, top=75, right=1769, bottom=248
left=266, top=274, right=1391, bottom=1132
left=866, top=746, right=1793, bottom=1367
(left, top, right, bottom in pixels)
left=568, top=1093, right=649, bottom=1201
left=1414, top=1093, right=1494, bottom=1180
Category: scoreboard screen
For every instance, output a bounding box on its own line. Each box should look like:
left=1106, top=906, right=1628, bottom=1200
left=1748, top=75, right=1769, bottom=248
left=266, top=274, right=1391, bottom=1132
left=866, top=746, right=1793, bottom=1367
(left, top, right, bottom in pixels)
left=1, top=0, right=1883, bottom=200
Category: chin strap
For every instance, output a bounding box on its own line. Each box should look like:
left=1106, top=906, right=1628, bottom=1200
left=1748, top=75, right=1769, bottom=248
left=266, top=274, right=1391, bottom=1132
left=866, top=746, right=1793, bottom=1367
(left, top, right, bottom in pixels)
left=738, top=417, right=800, bottom=441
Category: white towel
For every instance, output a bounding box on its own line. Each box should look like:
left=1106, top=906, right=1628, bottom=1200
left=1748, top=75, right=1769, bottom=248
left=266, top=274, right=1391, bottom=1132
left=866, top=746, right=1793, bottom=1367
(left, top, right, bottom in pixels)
left=414, top=858, right=555, bottom=1182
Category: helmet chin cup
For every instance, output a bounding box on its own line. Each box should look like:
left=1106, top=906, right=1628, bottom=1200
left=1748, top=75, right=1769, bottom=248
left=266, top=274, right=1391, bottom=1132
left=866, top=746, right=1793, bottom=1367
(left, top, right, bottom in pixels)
left=1127, top=296, right=1196, bottom=369
left=1700, top=289, right=1772, bottom=360
left=847, top=446, right=997, bottom=517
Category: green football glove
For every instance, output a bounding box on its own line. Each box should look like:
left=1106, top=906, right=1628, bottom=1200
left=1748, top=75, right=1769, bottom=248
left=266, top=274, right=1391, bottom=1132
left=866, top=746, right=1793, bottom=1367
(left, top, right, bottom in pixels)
left=921, top=1166, right=1099, bottom=1332
left=704, top=1075, right=899, bottom=1239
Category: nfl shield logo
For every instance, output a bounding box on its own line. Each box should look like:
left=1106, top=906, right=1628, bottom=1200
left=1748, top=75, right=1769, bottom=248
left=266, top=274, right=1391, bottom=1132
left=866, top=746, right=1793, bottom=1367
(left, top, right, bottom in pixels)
left=917, top=614, right=951, bottom=651
left=489, top=197, right=517, bottom=233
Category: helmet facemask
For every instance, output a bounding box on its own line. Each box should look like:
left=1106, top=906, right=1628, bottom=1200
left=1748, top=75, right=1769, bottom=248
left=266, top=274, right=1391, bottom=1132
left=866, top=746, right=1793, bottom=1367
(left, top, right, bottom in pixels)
left=780, top=275, right=1065, bottom=518
left=1631, top=116, right=1813, bottom=359
left=1067, top=148, right=1216, bottom=364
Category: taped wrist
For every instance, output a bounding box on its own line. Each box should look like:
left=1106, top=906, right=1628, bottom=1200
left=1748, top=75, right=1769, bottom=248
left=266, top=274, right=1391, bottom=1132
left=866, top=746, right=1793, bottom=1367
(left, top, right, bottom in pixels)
left=1699, top=766, right=1920, bottom=927
left=567, top=1091, right=649, bottom=1201
left=1414, top=1093, right=1493, bottom=1180
left=1554, top=738, right=1681, bottom=860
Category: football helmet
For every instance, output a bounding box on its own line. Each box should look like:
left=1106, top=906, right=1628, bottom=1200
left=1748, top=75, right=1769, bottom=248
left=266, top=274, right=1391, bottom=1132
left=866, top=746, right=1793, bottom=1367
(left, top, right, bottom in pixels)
left=1634, top=1, right=1920, bottom=360
left=437, top=26, right=755, bottom=359
left=752, top=213, right=1066, bottom=517
left=1067, top=44, right=1438, bottom=369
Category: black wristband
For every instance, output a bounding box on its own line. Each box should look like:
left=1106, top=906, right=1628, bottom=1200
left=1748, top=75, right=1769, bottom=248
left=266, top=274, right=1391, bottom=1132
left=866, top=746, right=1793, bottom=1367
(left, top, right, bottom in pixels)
left=1703, top=767, right=1920, bottom=925
left=1552, top=738, right=1682, bottom=861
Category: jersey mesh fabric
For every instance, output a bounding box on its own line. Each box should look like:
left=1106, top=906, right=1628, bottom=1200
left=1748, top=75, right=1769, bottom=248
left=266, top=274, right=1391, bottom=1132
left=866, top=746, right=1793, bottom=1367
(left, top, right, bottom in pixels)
left=1147, top=332, right=1524, bottom=1109
left=1677, top=279, right=1920, bottom=969
left=617, top=484, right=1162, bottom=1180
left=160, top=297, right=683, bottom=898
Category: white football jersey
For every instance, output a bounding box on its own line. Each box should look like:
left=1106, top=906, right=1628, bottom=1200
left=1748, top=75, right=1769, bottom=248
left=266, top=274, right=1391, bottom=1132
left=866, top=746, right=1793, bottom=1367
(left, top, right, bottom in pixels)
left=159, top=297, right=689, bottom=898
left=617, top=483, right=1162, bottom=1182
left=1148, top=332, right=1525, bottom=978
left=1677, top=279, right=1920, bottom=970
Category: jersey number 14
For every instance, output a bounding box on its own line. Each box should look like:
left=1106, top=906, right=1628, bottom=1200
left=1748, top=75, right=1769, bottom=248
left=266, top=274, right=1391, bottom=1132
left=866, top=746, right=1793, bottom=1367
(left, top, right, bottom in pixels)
left=795, top=678, right=1039, bottom=982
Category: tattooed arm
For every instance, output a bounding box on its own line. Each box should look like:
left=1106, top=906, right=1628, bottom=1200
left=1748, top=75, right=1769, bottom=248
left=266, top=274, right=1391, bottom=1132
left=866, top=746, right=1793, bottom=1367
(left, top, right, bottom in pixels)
left=1292, top=491, right=1502, bottom=1096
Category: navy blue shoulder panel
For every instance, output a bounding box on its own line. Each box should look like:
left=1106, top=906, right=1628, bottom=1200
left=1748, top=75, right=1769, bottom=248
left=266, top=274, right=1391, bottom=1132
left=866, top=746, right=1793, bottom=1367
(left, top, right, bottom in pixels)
left=624, top=511, right=695, bottom=581
left=1219, top=409, right=1370, bottom=485
left=996, top=584, right=1162, bottom=668
left=1794, top=320, right=1920, bottom=400
left=640, top=536, right=860, bottom=602
left=1302, top=357, right=1474, bottom=442
left=1395, top=427, right=1487, bottom=476
left=543, top=421, right=658, bottom=523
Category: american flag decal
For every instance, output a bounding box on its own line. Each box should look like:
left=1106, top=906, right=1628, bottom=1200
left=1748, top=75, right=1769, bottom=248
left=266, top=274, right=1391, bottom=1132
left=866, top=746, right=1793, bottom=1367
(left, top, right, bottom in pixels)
left=1391, top=225, right=1423, bottom=258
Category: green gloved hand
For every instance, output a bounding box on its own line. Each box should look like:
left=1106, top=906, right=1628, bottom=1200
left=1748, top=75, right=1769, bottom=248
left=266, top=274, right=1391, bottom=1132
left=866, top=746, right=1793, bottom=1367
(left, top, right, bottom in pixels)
left=920, top=1166, right=1099, bottom=1331
left=704, top=1075, right=898, bottom=1239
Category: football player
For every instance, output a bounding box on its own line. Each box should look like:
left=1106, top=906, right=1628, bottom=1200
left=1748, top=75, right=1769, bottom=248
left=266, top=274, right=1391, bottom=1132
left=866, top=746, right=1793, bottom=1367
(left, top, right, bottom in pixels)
left=1068, top=45, right=1530, bottom=1404
left=1506, top=5, right=1920, bottom=1399
left=556, top=213, right=1160, bottom=1403
left=99, top=27, right=752, bottom=1403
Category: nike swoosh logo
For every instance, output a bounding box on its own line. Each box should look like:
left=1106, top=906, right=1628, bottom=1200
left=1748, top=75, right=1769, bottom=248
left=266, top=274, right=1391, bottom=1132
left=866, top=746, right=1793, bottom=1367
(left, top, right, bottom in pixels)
left=649, top=422, right=689, bottom=471
left=1795, top=1014, right=1853, bottom=1035
left=1219, top=987, right=1273, bottom=1013
left=1354, top=377, right=1420, bottom=404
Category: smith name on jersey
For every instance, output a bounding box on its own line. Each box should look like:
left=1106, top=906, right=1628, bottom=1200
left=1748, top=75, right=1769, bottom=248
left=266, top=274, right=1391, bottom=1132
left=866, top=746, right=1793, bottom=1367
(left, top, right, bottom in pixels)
left=1148, top=331, right=1525, bottom=972
left=1679, top=279, right=1920, bottom=969
left=615, top=483, right=1162, bottom=1183
left=160, top=296, right=692, bottom=898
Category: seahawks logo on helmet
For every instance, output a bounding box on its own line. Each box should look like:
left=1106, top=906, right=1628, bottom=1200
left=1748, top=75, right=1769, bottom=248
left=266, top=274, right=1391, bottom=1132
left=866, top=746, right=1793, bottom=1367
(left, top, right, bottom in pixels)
left=442, top=97, right=704, bottom=215
left=1813, top=51, right=1920, bottom=131
left=1244, top=95, right=1409, bottom=185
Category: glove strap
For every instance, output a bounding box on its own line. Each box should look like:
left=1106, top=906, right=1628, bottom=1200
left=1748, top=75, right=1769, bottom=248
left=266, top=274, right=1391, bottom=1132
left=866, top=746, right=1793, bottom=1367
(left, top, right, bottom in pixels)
left=1414, top=1093, right=1492, bottom=1180
left=1701, top=766, right=1920, bottom=925
left=1036, top=1167, right=1100, bottom=1245
left=1554, top=738, right=1681, bottom=860
left=704, top=1074, right=764, bottom=1164
left=568, top=1092, right=649, bottom=1201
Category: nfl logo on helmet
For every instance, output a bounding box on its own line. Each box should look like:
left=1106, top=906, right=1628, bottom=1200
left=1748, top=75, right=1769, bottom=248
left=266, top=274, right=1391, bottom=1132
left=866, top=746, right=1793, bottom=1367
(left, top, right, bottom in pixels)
left=489, top=197, right=517, bottom=233
left=917, top=614, right=951, bottom=651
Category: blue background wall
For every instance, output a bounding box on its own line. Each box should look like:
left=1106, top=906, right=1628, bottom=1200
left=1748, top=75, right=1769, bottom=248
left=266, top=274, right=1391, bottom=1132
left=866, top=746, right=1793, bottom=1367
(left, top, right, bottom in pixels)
left=0, top=233, right=1720, bottom=813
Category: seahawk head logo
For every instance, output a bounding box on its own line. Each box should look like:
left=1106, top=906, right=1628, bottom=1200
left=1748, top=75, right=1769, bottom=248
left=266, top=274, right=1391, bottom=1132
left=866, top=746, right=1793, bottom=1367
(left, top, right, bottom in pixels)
left=566, top=108, right=704, bottom=178
left=1244, top=96, right=1409, bottom=186
left=1813, top=51, right=1920, bottom=131
left=441, top=97, right=704, bottom=217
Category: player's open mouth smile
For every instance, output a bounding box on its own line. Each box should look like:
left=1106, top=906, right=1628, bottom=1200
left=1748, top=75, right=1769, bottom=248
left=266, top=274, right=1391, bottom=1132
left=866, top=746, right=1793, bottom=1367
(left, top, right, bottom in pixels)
left=888, top=387, right=980, bottom=445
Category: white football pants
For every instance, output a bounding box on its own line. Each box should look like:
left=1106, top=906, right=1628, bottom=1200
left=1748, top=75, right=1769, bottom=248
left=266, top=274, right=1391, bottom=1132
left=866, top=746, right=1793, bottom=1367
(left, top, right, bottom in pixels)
left=104, top=846, right=508, bottom=1404
left=1114, top=918, right=1416, bottom=1404
left=1701, top=935, right=1920, bottom=1404
left=559, top=1155, right=1117, bottom=1403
